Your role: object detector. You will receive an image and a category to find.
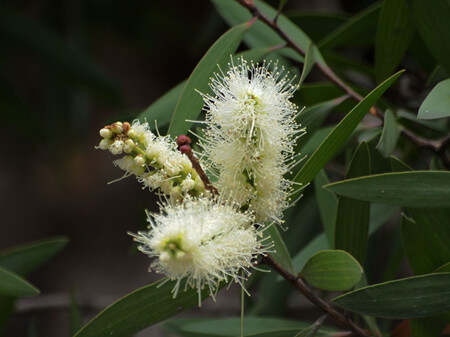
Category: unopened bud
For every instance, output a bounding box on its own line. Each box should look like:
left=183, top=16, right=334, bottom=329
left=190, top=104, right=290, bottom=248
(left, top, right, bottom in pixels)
left=99, top=128, right=112, bottom=139
left=111, top=122, right=123, bottom=134
left=179, top=144, right=191, bottom=154
left=109, top=140, right=124, bottom=155
left=134, top=155, right=145, bottom=167
left=123, top=139, right=135, bottom=153
left=97, top=138, right=112, bottom=150
left=176, top=134, right=191, bottom=146
left=127, top=128, right=136, bottom=139
left=122, top=122, right=131, bottom=134
left=181, top=177, right=195, bottom=192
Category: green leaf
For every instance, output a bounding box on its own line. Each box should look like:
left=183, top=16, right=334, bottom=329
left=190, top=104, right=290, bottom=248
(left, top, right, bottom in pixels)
left=0, top=266, right=39, bottom=297
left=402, top=209, right=450, bottom=275
left=0, top=297, right=14, bottom=335
left=292, top=71, right=403, bottom=191
left=0, top=237, right=68, bottom=276
left=295, top=83, right=345, bottom=106
left=138, top=81, right=185, bottom=131
left=325, top=171, right=450, bottom=207
left=333, top=272, right=450, bottom=318
left=74, top=279, right=220, bottom=337
left=376, top=110, right=401, bottom=157
left=397, top=109, right=448, bottom=132
left=319, top=1, right=382, bottom=49
left=436, top=262, right=450, bottom=273
left=267, top=225, right=294, bottom=274
left=287, top=12, right=347, bottom=42
left=70, top=291, right=82, bottom=336
left=411, top=0, right=450, bottom=74
left=301, top=250, right=363, bottom=291
left=314, top=170, right=337, bottom=247
left=334, top=142, right=371, bottom=264
left=418, top=78, right=450, bottom=119
left=375, top=0, right=414, bottom=83
left=210, top=0, right=323, bottom=64
left=165, top=317, right=334, bottom=337
left=298, top=42, right=316, bottom=87
left=167, top=23, right=248, bottom=136
left=292, top=234, right=329, bottom=273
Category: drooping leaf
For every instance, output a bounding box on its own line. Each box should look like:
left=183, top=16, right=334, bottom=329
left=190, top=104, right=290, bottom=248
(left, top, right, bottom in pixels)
left=411, top=0, right=450, bottom=74
left=325, top=171, right=450, bottom=207
left=335, top=142, right=371, bottom=264
left=165, top=317, right=335, bottom=337
left=0, top=267, right=39, bottom=297
left=375, top=0, right=414, bottom=83
left=418, top=78, right=450, bottom=119
left=333, top=273, right=450, bottom=318
left=376, top=110, right=401, bottom=157
left=292, top=71, right=402, bottom=191
left=266, top=225, right=294, bottom=274
left=319, top=1, right=382, bottom=49
left=74, top=279, right=221, bottom=337
left=402, top=209, right=450, bottom=275
left=298, top=42, right=316, bottom=87
left=168, top=22, right=248, bottom=136
left=0, top=237, right=69, bottom=276
left=301, top=250, right=363, bottom=291
left=314, top=170, right=337, bottom=247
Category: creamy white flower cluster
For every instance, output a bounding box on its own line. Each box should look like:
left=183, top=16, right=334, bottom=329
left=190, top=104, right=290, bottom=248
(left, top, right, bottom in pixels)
left=129, top=197, right=268, bottom=305
left=96, top=120, right=205, bottom=200
left=97, top=58, right=302, bottom=304
left=199, top=58, right=304, bottom=223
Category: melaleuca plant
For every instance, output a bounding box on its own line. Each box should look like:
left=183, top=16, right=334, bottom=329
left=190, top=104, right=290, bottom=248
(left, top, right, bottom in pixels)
left=74, top=1, right=450, bottom=337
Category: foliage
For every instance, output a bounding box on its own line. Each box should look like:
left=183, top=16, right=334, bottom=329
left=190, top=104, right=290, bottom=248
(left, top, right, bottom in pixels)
left=2, top=0, right=450, bottom=336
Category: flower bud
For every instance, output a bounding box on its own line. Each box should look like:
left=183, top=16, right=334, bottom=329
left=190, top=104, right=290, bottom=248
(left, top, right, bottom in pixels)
left=123, top=139, right=135, bottom=154
left=181, top=177, right=195, bottom=192
left=134, top=155, right=145, bottom=167
left=109, top=140, right=124, bottom=155
left=99, top=128, right=112, bottom=139
left=111, top=122, right=123, bottom=134
left=97, top=138, right=112, bottom=150
left=127, top=128, right=136, bottom=139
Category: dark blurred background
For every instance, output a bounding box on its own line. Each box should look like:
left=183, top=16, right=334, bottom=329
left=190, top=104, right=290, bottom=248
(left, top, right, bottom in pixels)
left=1, top=1, right=379, bottom=336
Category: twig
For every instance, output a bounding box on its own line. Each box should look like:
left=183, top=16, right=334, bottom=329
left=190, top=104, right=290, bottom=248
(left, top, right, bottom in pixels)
left=175, top=139, right=371, bottom=337
left=234, top=0, right=450, bottom=168
left=261, top=254, right=371, bottom=337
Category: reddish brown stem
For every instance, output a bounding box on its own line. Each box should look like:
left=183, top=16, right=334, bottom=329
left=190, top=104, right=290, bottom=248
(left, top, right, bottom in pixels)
left=261, top=254, right=372, bottom=337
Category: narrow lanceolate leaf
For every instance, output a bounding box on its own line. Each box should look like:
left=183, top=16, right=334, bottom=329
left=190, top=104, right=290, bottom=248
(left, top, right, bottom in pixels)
left=314, top=170, right=337, bottom=247
left=376, top=110, right=401, bottom=157
left=74, top=279, right=219, bottom=337
left=298, top=42, right=316, bottom=87
left=138, top=81, right=185, bottom=131
left=335, top=142, right=371, bottom=264
left=301, top=250, right=363, bottom=291
left=165, top=317, right=335, bottom=337
left=210, top=0, right=322, bottom=64
left=0, top=267, right=39, bottom=297
left=333, top=273, right=450, bottom=318
left=267, top=225, right=294, bottom=273
left=292, top=71, right=403, bottom=191
left=0, top=237, right=69, bottom=276
left=375, top=0, right=414, bottom=83
left=319, top=1, right=382, bottom=49
left=288, top=12, right=347, bottom=42
left=411, top=0, right=450, bottom=74
left=168, top=23, right=248, bottom=136
left=325, top=171, right=450, bottom=208
left=402, top=209, right=450, bottom=275
left=418, top=78, right=450, bottom=119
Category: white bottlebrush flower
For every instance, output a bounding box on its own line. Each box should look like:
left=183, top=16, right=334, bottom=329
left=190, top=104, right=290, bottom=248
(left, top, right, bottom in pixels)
left=129, top=197, right=269, bottom=305
left=199, top=58, right=305, bottom=223
left=96, top=120, right=205, bottom=199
